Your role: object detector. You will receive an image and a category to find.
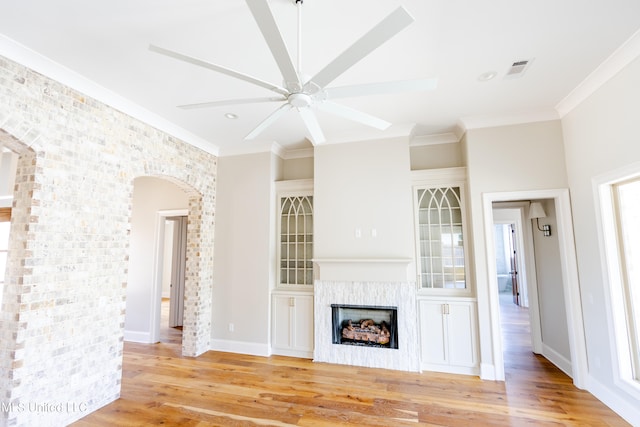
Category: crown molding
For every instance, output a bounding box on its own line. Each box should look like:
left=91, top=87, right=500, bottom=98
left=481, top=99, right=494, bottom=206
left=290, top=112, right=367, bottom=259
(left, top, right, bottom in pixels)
left=277, top=146, right=314, bottom=160
left=410, top=132, right=460, bottom=147
left=556, top=29, right=640, bottom=117
left=218, top=139, right=277, bottom=157
left=0, top=35, right=219, bottom=156
left=458, top=109, right=560, bottom=131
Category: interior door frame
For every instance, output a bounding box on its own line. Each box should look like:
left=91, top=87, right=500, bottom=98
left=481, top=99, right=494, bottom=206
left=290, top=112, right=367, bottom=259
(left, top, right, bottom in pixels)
left=167, top=215, right=187, bottom=328
left=492, top=202, right=543, bottom=354
left=150, top=209, right=188, bottom=343
left=482, top=189, right=587, bottom=388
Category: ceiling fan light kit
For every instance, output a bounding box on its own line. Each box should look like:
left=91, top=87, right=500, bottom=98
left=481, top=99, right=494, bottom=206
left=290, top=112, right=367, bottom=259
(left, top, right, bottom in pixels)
left=150, top=0, right=437, bottom=145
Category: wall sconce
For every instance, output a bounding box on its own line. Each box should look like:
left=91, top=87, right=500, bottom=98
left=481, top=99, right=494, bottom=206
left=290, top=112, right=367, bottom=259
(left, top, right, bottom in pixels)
left=528, top=201, right=551, bottom=237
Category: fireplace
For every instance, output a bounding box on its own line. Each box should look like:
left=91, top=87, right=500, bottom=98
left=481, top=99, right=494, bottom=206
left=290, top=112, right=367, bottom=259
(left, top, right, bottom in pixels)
left=331, top=304, right=398, bottom=349
left=314, top=279, right=420, bottom=372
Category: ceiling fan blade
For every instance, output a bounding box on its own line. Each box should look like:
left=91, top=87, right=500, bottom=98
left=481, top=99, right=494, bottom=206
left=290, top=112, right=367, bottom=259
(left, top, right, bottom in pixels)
left=318, top=101, right=391, bottom=130
left=178, top=96, right=285, bottom=110
left=325, top=78, right=438, bottom=99
left=244, top=103, right=292, bottom=140
left=149, top=44, right=289, bottom=96
left=245, top=0, right=301, bottom=91
left=307, top=7, right=414, bottom=90
left=298, top=108, right=325, bottom=145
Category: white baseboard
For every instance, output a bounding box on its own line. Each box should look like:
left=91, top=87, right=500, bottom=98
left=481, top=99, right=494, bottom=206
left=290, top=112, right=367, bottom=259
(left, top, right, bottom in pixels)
left=542, top=343, right=572, bottom=378
left=272, top=347, right=313, bottom=359
left=421, top=363, right=479, bottom=376
left=480, top=362, right=498, bottom=380
left=124, top=330, right=153, bottom=343
left=587, top=375, right=640, bottom=426
left=210, top=339, right=270, bottom=357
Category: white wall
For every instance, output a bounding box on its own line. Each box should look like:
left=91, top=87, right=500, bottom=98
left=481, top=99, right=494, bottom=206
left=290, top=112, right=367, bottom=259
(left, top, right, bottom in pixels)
left=410, top=142, right=463, bottom=170
left=125, top=177, right=189, bottom=341
left=531, top=199, right=571, bottom=367
left=314, top=137, right=414, bottom=262
left=0, top=150, right=17, bottom=207
left=211, top=152, right=276, bottom=355
left=162, top=220, right=174, bottom=298
left=464, top=120, right=569, bottom=377
left=561, top=54, right=640, bottom=422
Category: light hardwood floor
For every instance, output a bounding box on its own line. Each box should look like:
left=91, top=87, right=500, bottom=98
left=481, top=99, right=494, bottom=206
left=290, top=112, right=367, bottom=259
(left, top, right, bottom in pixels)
left=73, top=299, right=629, bottom=426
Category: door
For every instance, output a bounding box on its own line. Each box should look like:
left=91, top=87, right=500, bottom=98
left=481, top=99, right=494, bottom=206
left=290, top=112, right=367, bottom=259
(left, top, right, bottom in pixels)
left=168, top=216, right=187, bottom=328
left=509, top=224, right=520, bottom=306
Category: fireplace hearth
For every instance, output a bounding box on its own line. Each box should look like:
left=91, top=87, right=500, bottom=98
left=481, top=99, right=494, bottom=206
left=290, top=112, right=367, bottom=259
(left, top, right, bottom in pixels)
left=331, top=304, right=398, bottom=349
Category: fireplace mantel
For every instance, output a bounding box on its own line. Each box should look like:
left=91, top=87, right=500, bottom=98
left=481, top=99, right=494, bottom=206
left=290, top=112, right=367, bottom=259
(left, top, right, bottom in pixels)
left=313, top=258, right=413, bottom=282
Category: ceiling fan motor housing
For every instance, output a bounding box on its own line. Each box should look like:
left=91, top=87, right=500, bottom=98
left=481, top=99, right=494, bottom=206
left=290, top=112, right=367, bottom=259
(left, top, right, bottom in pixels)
left=288, top=92, right=312, bottom=108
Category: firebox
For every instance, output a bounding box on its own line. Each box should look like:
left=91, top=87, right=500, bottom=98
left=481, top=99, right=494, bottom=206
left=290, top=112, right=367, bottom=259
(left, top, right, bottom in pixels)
left=331, top=304, right=398, bottom=349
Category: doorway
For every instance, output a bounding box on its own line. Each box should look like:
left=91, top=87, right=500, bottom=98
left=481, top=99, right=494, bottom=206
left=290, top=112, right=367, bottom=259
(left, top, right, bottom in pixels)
left=165, top=216, right=186, bottom=329
left=493, top=204, right=542, bottom=356
left=482, top=190, right=586, bottom=387
left=152, top=209, right=188, bottom=343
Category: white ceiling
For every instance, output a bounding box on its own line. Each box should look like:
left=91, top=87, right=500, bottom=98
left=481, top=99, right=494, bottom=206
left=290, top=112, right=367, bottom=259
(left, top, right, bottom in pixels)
left=1, top=1, right=639, bottom=156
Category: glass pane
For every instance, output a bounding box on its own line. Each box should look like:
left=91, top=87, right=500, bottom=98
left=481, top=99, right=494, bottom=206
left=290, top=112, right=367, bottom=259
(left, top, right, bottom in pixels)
left=279, top=195, right=313, bottom=286
left=616, top=179, right=640, bottom=380
left=416, top=186, right=466, bottom=289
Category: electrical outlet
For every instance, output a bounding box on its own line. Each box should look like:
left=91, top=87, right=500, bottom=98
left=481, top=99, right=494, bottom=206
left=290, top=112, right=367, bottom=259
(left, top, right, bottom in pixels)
left=228, top=323, right=234, bottom=332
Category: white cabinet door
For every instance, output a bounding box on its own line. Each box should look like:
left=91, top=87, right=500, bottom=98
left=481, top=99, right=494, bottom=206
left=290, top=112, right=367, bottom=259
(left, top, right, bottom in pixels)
left=271, top=293, right=314, bottom=358
left=418, top=298, right=478, bottom=375
left=418, top=299, right=447, bottom=365
left=447, top=302, right=477, bottom=368
left=272, top=295, right=293, bottom=350
left=292, top=294, right=314, bottom=353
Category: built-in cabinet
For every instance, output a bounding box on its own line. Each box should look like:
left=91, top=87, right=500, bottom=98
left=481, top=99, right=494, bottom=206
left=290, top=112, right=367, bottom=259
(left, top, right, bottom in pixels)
left=412, top=168, right=479, bottom=375
left=418, top=297, right=479, bottom=375
left=271, top=179, right=314, bottom=358
left=271, top=291, right=314, bottom=358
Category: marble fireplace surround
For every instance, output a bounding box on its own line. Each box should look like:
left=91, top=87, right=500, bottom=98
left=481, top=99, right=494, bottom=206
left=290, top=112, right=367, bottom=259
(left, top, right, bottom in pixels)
left=313, top=259, right=419, bottom=372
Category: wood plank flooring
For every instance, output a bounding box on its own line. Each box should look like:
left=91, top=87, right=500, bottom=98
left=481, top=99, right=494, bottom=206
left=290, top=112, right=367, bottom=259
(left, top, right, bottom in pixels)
left=72, top=298, right=630, bottom=426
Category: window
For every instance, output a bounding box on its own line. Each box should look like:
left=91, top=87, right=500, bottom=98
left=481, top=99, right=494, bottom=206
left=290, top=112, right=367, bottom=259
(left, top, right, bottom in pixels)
left=277, top=180, right=313, bottom=287
left=613, top=177, right=640, bottom=382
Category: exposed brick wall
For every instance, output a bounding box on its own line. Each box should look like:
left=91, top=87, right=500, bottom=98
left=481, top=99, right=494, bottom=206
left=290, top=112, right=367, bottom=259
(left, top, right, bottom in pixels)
left=0, top=55, right=217, bottom=426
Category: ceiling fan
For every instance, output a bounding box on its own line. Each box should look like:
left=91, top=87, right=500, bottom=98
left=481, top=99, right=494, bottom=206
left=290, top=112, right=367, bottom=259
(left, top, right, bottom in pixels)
left=150, top=0, right=437, bottom=145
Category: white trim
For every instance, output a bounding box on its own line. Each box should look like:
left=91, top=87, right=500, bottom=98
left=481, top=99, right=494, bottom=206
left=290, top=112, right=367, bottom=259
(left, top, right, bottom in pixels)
left=592, top=162, right=640, bottom=403
left=0, top=35, right=219, bottom=156
left=542, top=343, right=573, bottom=377
left=480, top=363, right=497, bottom=380
left=481, top=189, right=587, bottom=388
left=277, top=146, right=315, bottom=160
left=410, top=132, right=460, bottom=147
left=556, top=29, right=640, bottom=117
left=275, top=178, right=314, bottom=193
left=459, top=109, right=560, bottom=131
left=210, top=339, right=271, bottom=357
left=420, top=363, right=479, bottom=376
left=218, top=140, right=277, bottom=157
left=123, top=330, right=152, bottom=343
left=150, top=209, right=189, bottom=343
left=411, top=167, right=467, bottom=185
left=586, top=375, right=640, bottom=426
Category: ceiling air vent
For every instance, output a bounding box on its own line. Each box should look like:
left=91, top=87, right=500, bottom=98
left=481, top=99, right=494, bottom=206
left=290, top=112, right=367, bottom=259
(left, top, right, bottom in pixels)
left=504, top=58, right=534, bottom=79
